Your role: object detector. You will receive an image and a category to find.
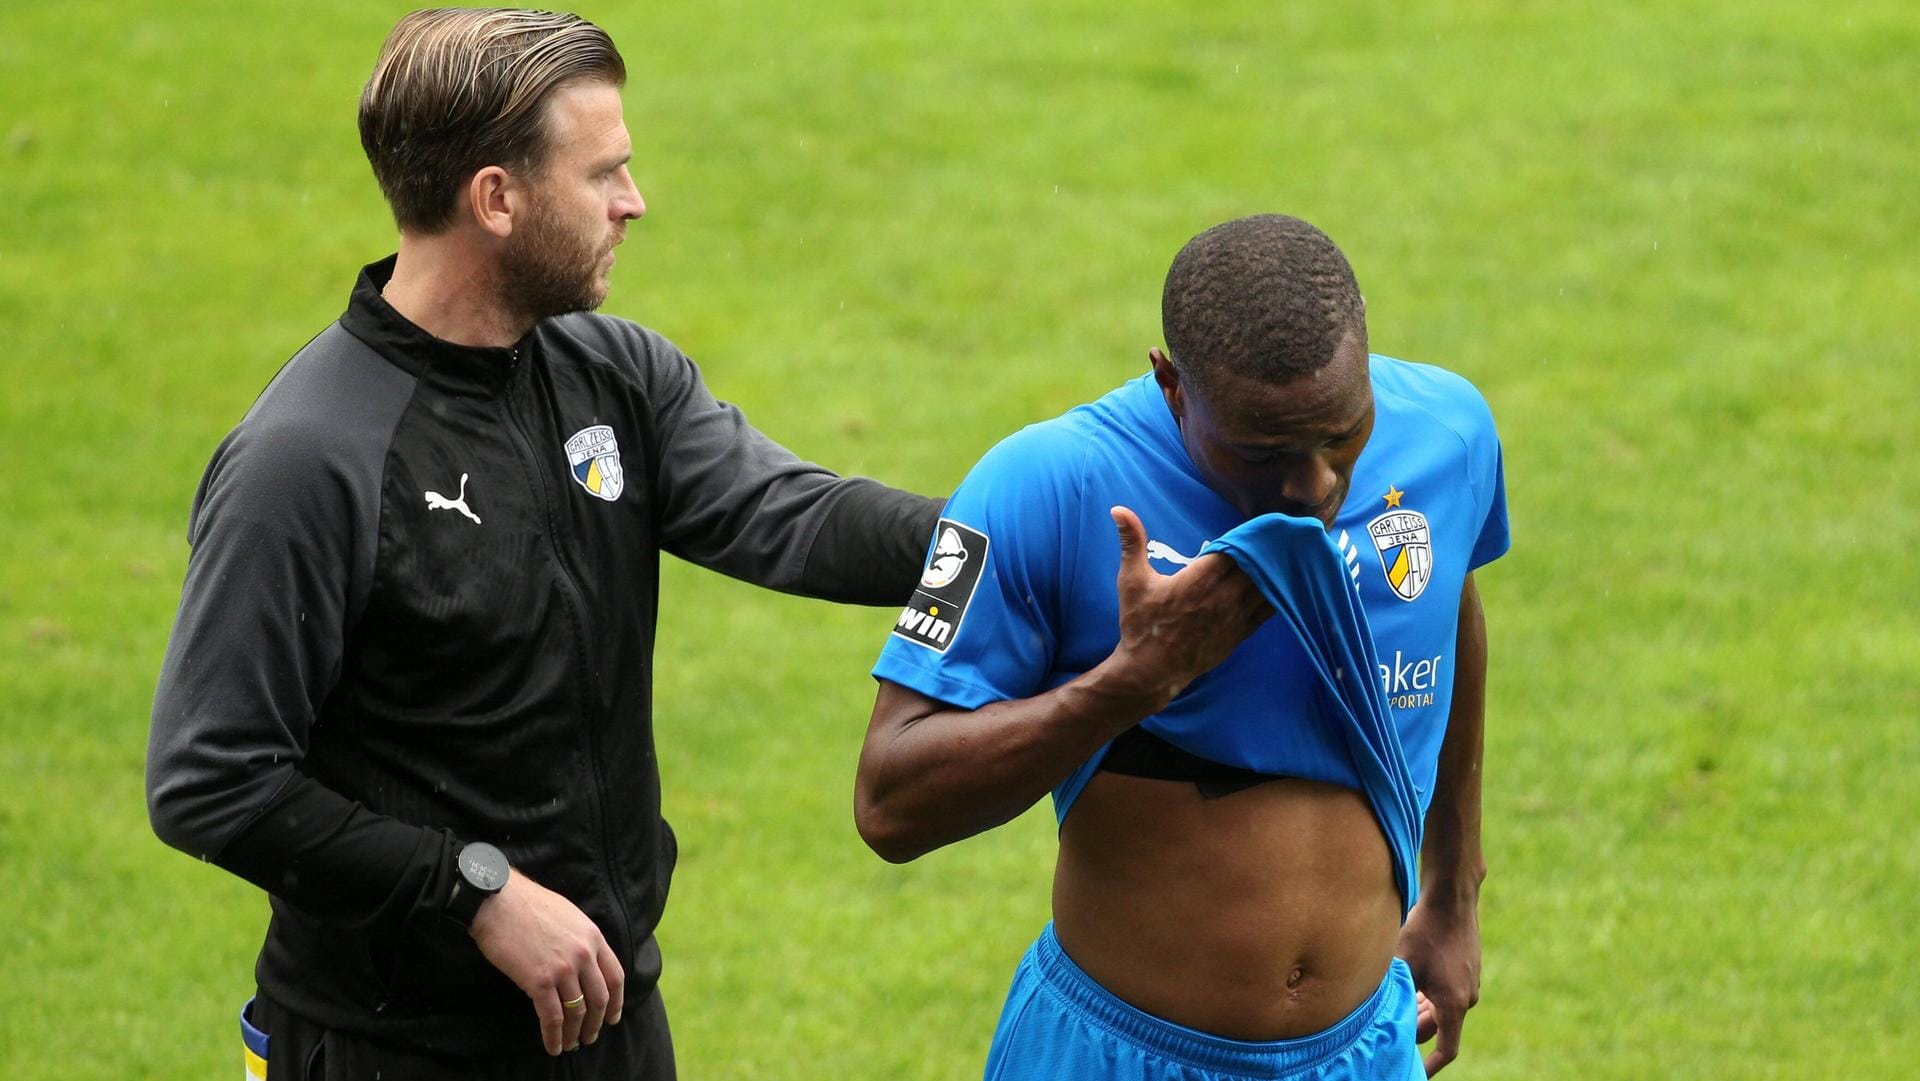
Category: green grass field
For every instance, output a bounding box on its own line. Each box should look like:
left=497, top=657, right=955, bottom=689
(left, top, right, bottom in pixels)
left=3, top=1, right=1916, bottom=1077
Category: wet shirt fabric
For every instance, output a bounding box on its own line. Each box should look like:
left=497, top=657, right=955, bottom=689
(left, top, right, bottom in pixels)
left=871, top=359, right=1508, bottom=900
left=148, top=257, right=938, bottom=1057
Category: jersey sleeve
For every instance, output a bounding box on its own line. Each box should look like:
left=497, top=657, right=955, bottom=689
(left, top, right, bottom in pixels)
left=1393, top=355, right=1512, bottom=571
left=1455, top=376, right=1510, bottom=570
left=870, top=424, right=1082, bottom=710
left=1469, top=436, right=1510, bottom=570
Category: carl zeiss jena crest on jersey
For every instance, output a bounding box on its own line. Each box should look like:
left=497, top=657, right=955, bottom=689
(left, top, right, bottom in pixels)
left=1367, top=509, right=1433, bottom=601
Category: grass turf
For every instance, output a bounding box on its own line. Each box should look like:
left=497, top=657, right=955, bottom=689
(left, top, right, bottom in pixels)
left=1, top=1, right=1915, bottom=1077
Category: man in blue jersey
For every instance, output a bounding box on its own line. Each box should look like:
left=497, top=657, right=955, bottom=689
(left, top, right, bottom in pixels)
left=855, top=214, right=1508, bottom=1079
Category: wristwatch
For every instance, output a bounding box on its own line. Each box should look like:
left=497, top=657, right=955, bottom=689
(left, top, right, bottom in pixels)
left=447, top=841, right=510, bottom=926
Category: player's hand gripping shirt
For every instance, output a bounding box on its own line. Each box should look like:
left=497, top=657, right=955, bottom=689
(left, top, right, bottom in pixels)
left=873, top=357, right=1509, bottom=911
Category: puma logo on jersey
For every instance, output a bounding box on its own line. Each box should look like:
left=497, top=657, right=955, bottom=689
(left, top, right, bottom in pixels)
left=1145, top=540, right=1194, bottom=567
left=425, top=473, right=482, bottom=524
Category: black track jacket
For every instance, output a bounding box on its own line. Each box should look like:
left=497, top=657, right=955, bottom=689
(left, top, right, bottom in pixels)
left=147, top=258, right=940, bottom=1053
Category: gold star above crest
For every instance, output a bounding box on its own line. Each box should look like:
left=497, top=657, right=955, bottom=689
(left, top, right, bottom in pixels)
left=1383, top=485, right=1404, bottom=509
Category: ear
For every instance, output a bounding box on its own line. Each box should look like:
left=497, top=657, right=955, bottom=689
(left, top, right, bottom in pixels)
left=1148, top=347, right=1186, bottom=421
left=466, top=165, right=520, bottom=239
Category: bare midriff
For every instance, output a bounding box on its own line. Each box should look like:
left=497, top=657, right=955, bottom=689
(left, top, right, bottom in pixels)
left=1052, top=771, right=1401, bottom=1042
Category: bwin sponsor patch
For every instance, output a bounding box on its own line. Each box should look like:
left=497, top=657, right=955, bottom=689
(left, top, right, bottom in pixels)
left=1368, top=508, right=1434, bottom=601
left=893, top=519, right=988, bottom=652
left=565, top=425, right=624, bottom=502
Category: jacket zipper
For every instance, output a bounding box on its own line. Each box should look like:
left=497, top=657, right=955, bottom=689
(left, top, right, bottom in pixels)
left=500, top=346, right=638, bottom=958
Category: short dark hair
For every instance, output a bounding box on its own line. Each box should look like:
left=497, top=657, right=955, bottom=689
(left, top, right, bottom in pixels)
left=358, top=8, right=626, bottom=233
left=1160, top=214, right=1366, bottom=389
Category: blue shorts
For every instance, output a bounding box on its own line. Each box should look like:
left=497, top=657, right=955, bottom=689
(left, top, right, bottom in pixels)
left=983, top=925, right=1422, bottom=1081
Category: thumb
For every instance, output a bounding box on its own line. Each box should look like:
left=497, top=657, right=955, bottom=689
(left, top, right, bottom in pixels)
left=1110, top=506, right=1147, bottom=580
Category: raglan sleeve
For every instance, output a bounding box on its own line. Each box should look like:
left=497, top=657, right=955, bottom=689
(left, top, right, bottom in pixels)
left=608, top=323, right=939, bottom=605
left=869, top=424, right=1078, bottom=710
left=147, top=418, right=462, bottom=933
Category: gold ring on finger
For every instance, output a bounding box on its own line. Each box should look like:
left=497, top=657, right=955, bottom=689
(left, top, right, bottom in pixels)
left=563, top=994, right=587, bottom=1011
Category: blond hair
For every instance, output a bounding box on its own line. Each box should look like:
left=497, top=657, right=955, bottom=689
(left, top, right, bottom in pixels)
left=359, top=8, right=625, bottom=232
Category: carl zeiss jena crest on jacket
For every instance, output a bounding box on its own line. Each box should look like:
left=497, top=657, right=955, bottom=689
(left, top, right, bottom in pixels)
left=566, top=425, right=625, bottom=501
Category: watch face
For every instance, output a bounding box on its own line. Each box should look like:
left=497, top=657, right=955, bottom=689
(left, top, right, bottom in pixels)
left=460, top=843, right=510, bottom=892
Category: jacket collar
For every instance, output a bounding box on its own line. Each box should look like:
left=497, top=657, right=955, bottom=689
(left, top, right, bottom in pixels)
left=338, top=255, right=526, bottom=396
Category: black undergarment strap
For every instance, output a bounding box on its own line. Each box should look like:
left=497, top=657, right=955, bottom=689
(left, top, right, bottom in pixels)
left=1098, top=726, right=1280, bottom=799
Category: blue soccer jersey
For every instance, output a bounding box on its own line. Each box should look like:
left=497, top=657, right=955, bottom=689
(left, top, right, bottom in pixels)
left=872, top=356, right=1509, bottom=829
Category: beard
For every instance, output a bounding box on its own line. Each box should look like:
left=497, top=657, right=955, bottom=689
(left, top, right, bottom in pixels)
left=498, top=195, right=615, bottom=324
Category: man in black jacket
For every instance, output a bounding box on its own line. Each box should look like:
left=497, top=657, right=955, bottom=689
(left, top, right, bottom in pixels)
left=145, top=9, right=939, bottom=1078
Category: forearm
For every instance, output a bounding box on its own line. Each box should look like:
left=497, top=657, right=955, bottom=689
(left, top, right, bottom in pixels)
left=799, top=479, right=944, bottom=605
left=856, top=663, right=1167, bottom=862
left=215, top=772, right=464, bottom=932
left=1421, top=576, right=1487, bottom=907
left=646, top=336, right=942, bottom=602
left=1419, top=779, right=1484, bottom=910
left=150, top=743, right=464, bottom=932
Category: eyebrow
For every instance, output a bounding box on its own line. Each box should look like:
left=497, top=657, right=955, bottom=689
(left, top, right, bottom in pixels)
left=1227, top=413, right=1367, bottom=453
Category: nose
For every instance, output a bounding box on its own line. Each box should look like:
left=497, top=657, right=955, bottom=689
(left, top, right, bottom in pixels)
left=615, top=166, right=645, bottom=221
left=1277, top=454, right=1339, bottom=515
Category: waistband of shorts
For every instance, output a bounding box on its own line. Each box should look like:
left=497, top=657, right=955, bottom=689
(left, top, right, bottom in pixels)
left=1030, top=923, right=1403, bottom=1075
